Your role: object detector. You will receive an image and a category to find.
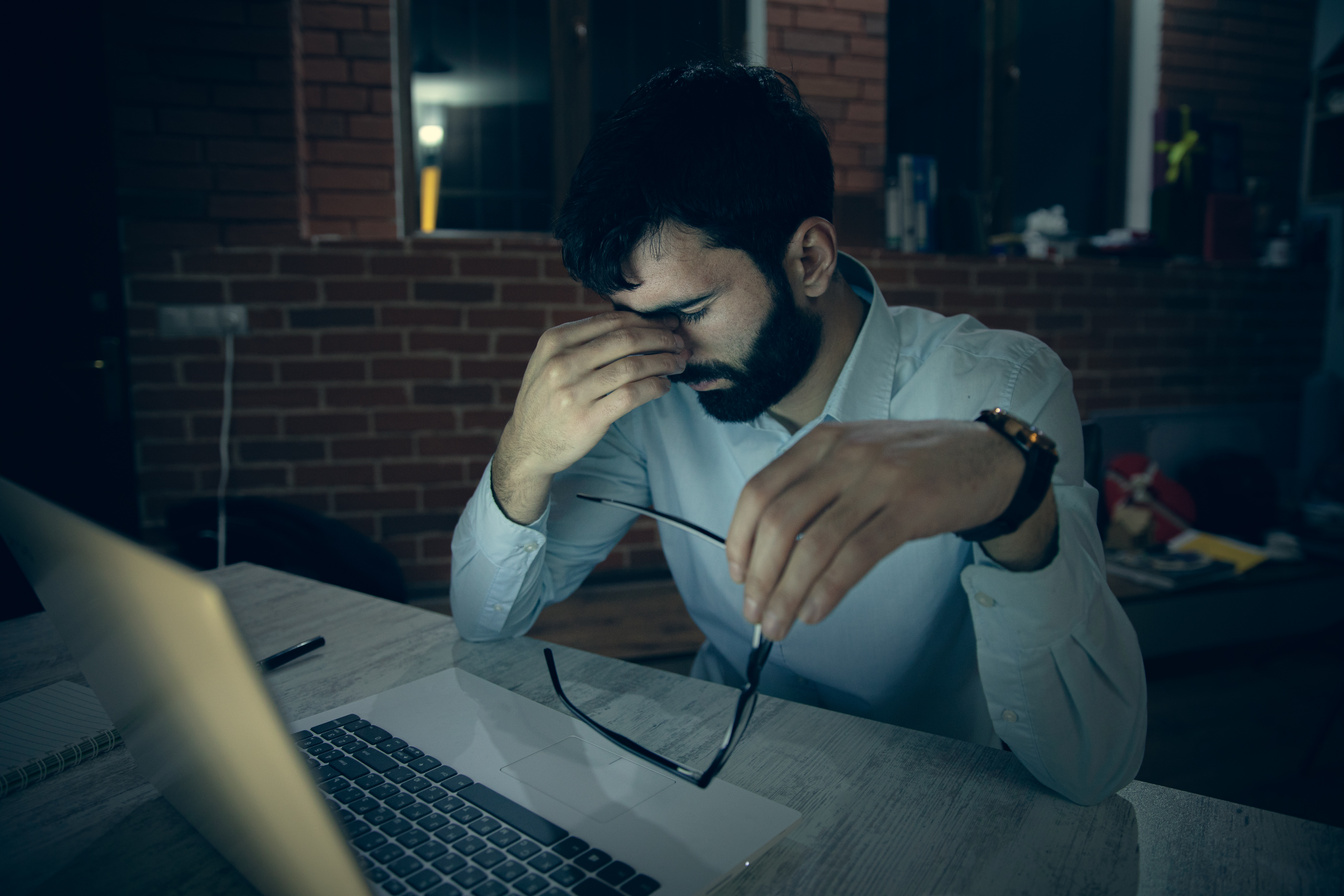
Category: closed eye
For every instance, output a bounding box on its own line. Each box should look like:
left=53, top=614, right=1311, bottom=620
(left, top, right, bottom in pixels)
left=678, top=305, right=710, bottom=324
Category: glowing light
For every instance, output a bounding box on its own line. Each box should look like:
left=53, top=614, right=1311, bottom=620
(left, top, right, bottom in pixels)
left=418, top=125, right=445, bottom=147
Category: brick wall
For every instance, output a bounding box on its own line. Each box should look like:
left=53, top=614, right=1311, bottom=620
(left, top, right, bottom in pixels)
left=104, top=0, right=1328, bottom=594
left=1159, top=0, right=1317, bottom=224
left=126, top=240, right=1327, bottom=590
left=767, top=0, right=887, bottom=195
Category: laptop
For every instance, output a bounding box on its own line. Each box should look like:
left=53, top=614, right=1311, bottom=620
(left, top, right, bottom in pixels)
left=0, top=476, right=800, bottom=896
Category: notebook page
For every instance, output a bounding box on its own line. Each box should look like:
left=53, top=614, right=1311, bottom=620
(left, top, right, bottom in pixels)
left=0, top=681, right=115, bottom=769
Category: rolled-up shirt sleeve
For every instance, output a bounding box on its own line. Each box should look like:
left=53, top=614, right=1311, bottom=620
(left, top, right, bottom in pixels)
left=959, top=348, right=1147, bottom=805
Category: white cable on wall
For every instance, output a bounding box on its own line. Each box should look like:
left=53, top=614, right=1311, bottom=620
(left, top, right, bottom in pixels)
left=216, top=333, right=235, bottom=568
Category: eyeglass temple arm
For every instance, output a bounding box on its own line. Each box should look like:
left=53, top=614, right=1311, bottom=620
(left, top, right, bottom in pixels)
left=543, top=648, right=713, bottom=786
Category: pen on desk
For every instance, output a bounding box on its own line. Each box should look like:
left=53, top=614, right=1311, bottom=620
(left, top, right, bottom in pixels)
left=258, top=636, right=325, bottom=672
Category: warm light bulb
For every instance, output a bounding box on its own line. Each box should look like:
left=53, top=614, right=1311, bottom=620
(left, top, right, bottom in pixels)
left=418, top=124, right=445, bottom=146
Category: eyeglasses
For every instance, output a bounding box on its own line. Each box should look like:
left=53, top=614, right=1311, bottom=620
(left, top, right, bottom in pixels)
left=542, top=495, right=775, bottom=789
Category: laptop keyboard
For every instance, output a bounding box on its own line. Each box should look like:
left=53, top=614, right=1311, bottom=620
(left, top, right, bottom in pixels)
left=294, top=713, right=661, bottom=896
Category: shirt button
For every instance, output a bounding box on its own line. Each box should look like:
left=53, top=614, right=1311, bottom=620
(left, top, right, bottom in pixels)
left=974, top=592, right=996, bottom=608
left=522, top=542, right=538, bottom=553
left=1001, top=709, right=1018, bottom=723
left=491, top=603, right=504, bottom=612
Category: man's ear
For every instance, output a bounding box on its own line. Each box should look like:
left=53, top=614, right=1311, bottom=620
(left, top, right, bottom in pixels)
left=786, top=217, right=839, bottom=300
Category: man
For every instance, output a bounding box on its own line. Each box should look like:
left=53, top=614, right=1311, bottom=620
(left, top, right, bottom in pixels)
left=451, top=62, right=1146, bottom=806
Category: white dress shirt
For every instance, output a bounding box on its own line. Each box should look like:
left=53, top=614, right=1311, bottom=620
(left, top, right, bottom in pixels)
left=450, top=254, right=1147, bottom=805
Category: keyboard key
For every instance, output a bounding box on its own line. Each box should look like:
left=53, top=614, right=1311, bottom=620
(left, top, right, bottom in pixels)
left=388, top=854, right=424, bottom=877
left=353, top=831, right=388, bottom=851
left=526, top=852, right=562, bottom=873
left=370, top=783, right=401, bottom=800
left=426, top=766, right=459, bottom=783
left=357, top=726, right=393, bottom=745
left=573, top=880, right=622, bottom=896
left=574, top=849, right=611, bottom=873
left=402, top=746, right=426, bottom=759
left=331, top=734, right=359, bottom=748
left=297, top=735, right=321, bottom=748
left=402, top=804, right=433, bottom=821
left=553, top=837, right=588, bottom=860
left=343, top=820, right=371, bottom=838
left=407, top=868, right=444, bottom=892
left=472, top=848, right=506, bottom=869
left=485, top=829, right=519, bottom=848
left=366, top=807, right=397, bottom=826
left=442, top=774, right=475, bottom=792
left=371, top=843, right=405, bottom=864
left=355, top=773, right=385, bottom=789
left=453, top=835, right=487, bottom=856
left=548, top=864, right=585, bottom=887
left=351, top=797, right=380, bottom=815
left=595, top=862, right=634, bottom=886
left=352, top=748, right=399, bottom=774
left=505, top=839, right=542, bottom=860
left=333, top=787, right=364, bottom=805
left=459, top=784, right=568, bottom=848
left=409, top=755, right=443, bottom=773
left=397, top=830, right=431, bottom=848
left=620, top=874, right=661, bottom=895
left=383, top=881, right=407, bottom=895
left=414, top=841, right=449, bottom=861
left=381, top=819, right=414, bottom=837
left=312, top=716, right=351, bottom=733
left=511, top=874, right=549, bottom=896
left=368, top=866, right=390, bottom=883
left=377, top=738, right=409, bottom=754
left=319, top=778, right=348, bottom=794
left=387, top=766, right=417, bottom=784
left=404, top=778, right=432, bottom=794
left=449, top=806, right=483, bottom=825
left=417, top=786, right=449, bottom=804
left=342, top=719, right=371, bottom=732
left=451, top=867, right=488, bottom=889
left=471, top=881, right=509, bottom=896
left=330, top=756, right=371, bottom=780
left=491, top=860, right=527, bottom=883
left=418, top=813, right=451, bottom=832
left=432, top=854, right=468, bottom=875
left=431, top=795, right=465, bottom=815
left=425, top=885, right=462, bottom=896
left=315, top=764, right=343, bottom=782
left=467, top=817, right=500, bottom=836
left=435, top=824, right=468, bottom=844
left=387, top=793, right=417, bottom=811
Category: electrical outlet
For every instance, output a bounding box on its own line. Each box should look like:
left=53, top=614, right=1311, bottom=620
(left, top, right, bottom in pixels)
left=158, top=304, right=249, bottom=338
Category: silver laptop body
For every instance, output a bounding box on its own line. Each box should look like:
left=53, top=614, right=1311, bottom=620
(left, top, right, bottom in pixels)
left=0, top=477, right=800, bottom=895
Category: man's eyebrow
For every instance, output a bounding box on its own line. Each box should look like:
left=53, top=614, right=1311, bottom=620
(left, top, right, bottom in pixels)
left=610, top=291, right=716, bottom=318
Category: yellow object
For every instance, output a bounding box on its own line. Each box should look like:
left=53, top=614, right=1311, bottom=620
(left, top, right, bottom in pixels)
left=1153, top=105, right=1202, bottom=187
left=1168, top=529, right=1268, bottom=575
left=419, top=165, right=441, bottom=233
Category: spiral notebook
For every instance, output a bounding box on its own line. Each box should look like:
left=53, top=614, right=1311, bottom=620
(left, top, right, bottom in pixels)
left=0, top=681, right=122, bottom=797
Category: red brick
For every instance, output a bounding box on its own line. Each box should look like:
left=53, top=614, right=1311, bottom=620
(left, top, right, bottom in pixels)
left=332, top=437, right=414, bottom=459
left=371, top=359, right=455, bottom=380
left=294, top=464, right=377, bottom=487
left=465, top=309, right=547, bottom=329
left=236, top=334, right=316, bottom=356
left=370, top=255, right=456, bottom=276
left=418, top=435, right=499, bottom=456
left=321, top=333, right=403, bottom=354
left=231, top=280, right=319, bottom=303
left=232, top=386, right=321, bottom=408
left=414, top=282, right=494, bottom=303
left=192, top=414, right=280, bottom=438
left=459, top=359, right=529, bottom=380
left=131, top=279, right=225, bottom=304
left=499, top=283, right=582, bottom=304
left=335, top=490, right=419, bottom=512
left=351, top=60, right=392, bottom=86
left=325, top=385, right=408, bottom=406
left=284, top=413, right=370, bottom=435
left=381, top=463, right=462, bottom=484
left=183, top=360, right=275, bottom=383
left=281, top=360, right=367, bottom=381
left=781, top=30, right=849, bottom=56
left=279, top=253, right=367, bottom=275
left=300, top=3, right=364, bottom=30
left=408, top=332, right=491, bottom=353
left=323, top=281, right=405, bottom=303
left=302, top=57, right=350, bottom=83
left=310, top=139, right=394, bottom=166
left=380, top=307, right=463, bottom=327
left=307, top=164, right=393, bottom=191
left=313, top=192, right=397, bottom=218
left=458, top=256, right=544, bottom=278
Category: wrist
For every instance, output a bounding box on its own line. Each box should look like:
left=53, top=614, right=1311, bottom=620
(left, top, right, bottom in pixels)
left=490, top=440, right=553, bottom=526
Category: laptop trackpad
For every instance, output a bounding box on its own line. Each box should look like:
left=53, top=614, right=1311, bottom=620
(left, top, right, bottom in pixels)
left=501, top=736, right=675, bottom=822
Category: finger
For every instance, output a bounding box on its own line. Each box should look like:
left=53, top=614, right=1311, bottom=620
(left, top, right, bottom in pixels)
left=593, top=373, right=674, bottom=423
left=756, top=490, right=884, bottom=638
left=740, top=469, right=841, bottom=626
left=726, top=425, right=840, bottom=581
left=797, top=511, right=905, bottom=627
left=541, top=311, right=680, bottom=362
left=590, top=351, right=687, bottom=404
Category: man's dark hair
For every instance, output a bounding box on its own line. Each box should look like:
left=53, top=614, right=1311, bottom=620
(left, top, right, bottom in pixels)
left=553, top=61, right=833, bottom=295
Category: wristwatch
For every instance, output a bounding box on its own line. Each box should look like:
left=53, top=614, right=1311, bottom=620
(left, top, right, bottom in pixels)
left=955, top=408, right=1059, bottom=543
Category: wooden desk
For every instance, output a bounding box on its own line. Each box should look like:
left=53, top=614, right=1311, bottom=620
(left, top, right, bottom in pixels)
left=1, top=563, right=1340, bottom=895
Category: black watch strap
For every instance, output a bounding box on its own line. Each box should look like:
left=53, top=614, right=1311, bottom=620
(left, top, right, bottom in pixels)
left=956, top=408, right=1059, bottom=543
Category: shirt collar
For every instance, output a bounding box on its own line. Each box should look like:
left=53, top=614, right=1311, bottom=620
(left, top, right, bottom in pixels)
left=818, top=253, right=899, bottom=424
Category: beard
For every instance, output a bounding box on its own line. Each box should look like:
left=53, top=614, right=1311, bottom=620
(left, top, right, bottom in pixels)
left=669, top=272, right=824, bottom=423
